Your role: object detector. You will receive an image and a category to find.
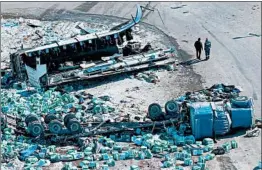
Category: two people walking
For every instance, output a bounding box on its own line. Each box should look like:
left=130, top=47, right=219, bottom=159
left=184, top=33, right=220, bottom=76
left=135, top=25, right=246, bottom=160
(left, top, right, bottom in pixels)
left=194, top=38, right=211, bottom=60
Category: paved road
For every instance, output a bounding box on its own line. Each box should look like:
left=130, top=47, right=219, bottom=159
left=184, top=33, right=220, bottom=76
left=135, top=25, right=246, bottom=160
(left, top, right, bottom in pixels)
left=1, top=2, right=261, bottom=170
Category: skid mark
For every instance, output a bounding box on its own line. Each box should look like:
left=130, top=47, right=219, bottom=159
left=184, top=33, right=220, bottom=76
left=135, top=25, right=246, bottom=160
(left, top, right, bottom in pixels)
left=217, top=156, right=238, bottom=170
left=74, top=2, right=98, bottom=12
left=39, top=4, right=58, bottom=18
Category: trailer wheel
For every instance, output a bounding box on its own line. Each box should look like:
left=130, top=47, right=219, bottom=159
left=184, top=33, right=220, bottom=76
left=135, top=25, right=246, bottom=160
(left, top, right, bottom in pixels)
left=148, top=103, right=164, bottom=121
left=25, top=114, right=39, bottom=126
left=64, top=113, right=76, bottom=127
left=44, top=114, right=57, bottom=124
left=66, top=118, right=82, bottom=133
left=165, top=100, right=179, bottom=116
left=48, top=120, right=63, bottom=134
left=28, top=121, right=44, bottom=137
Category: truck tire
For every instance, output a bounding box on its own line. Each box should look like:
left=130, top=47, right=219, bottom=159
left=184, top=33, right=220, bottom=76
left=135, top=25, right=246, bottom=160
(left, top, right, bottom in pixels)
left=165, top=100, right=179, bottom=116
left=148, top=103, right=164, bottom=121
left=66, top=118, right=82, bottom=133
left=25, top=114, right=39, bottom=126
left=48, top=120, right=63, bottom=134
left=28, top=121, right=43, bottom=137
left=64, top=113, right=76, bottom=127
left=44, top=114, right=57, bottom=124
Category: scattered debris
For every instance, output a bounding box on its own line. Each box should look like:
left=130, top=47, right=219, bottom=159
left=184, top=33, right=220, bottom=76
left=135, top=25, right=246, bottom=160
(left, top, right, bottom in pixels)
left=170, top=5, right=187, bottom=9
left=0, top=83, right=254, bottom=169
left=27, top=20, right=42, bottom=28
left=249, top=33, right=261, bottom=37
left=1, top=2, right=259, bottom=169
left=245, top=127, right=260, bottom=137
left=135, top=72, right=160, bottom=83
left=255, top=118, right=262, bottom=128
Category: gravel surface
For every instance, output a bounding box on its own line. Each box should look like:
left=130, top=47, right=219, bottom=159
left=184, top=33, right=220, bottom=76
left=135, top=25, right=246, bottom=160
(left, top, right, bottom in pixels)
left=1, top=2, right=261, bottom=170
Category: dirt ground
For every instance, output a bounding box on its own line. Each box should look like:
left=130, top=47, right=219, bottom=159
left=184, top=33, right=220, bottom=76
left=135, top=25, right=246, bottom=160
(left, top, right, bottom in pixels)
left=1, top=2, right=261, bottom=170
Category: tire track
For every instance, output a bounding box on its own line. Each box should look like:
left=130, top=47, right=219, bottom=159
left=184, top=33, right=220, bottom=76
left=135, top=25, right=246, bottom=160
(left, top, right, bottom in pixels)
left=39, top=4, right=58, bottom=19
left=74, top=2, right=98, bottom=12
left=217, top=156, right=238, bottom=170
left=142, top=3, right=158, bottom=20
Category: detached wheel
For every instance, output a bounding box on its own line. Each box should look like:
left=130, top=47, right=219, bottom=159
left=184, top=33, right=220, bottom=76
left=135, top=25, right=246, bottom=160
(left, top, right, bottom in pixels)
left=48, top=120, right=63, bottom=134
left=28, top=121, right=44, bottom=137
left=25, top=114, right=39, bottom=126
left=44, top=114, right=57, bottom=124
left=64, top=113, right=76, bottom=127
left=165, top=100, right=179, bottom=116
left=148, top=103, right=164, bottom=121
left=66, top=118, right=82, bottom=133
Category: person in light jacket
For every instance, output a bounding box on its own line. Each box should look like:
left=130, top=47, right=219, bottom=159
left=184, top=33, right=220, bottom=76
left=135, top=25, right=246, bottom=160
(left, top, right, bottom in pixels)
left=204, top=38, right=211, bottom=60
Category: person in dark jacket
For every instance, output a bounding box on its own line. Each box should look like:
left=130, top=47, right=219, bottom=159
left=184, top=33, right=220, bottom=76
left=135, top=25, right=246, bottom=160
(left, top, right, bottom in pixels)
left=194, top=38, right=203, bottom=59
left=204, top=38, right=211, bottom=60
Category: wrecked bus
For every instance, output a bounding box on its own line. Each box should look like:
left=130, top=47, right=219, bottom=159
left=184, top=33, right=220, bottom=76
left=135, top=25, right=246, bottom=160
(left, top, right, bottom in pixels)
left=10, top=5, right=143, bottom=88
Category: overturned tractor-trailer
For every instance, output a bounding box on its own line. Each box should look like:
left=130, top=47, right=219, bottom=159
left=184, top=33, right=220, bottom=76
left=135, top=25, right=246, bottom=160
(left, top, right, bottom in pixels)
left=10, top=5, right=175, bottom=88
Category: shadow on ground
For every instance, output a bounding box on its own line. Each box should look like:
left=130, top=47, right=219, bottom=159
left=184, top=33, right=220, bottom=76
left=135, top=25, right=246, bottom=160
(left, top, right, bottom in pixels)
left=217, top=128, right=247, bottom=140
left=179, top=58, right=208, bottom=66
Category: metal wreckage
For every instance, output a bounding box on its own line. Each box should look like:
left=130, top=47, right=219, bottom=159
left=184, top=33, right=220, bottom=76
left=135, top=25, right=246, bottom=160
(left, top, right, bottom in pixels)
left=9, top=4, right=175, bottom=88
left=1, top=82, right=260, bottom=169
left=1, top=4, right=261, bottom=170
left=1, top=83, right=258, bottom=140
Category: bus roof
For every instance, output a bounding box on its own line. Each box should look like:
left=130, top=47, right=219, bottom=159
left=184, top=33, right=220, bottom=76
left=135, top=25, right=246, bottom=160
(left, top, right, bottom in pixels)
left=24, top=4, right=142, bottom=54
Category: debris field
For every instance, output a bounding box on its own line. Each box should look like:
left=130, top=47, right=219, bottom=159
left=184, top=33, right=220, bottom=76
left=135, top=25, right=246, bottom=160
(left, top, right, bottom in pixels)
left=1, top=3, right=261, bottom=170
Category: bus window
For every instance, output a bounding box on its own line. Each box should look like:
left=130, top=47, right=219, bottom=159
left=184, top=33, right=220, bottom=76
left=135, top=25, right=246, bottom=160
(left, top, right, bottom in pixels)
left=105, top=35, right=110, bottom=46
left=70, top=43, right=77, bottom=53
left=22, top=54, right=37, bottom=69
left=36, top=57, right=40, bottom=65
left=40, top=52, right=48, bottom=65
left=120, top=32, right=125, bottom=43
left=45, top=48, right=49, bottom=54
left=114, top=34, right=120, bottom=45
left=40, top=56, right=45, bottom=65
left=88, top=40, right=93, bottom=51
left=110, top=35, right=115, bottom=46
left=118, top=35, right=123, bottom=45
left=53, top=47, right=60, bottom=56
left=101, top=37, right=106, bottom=47
left=96, top=38, right=105, bottom=50
left=65, top=45, right=71, bottom=53
left=76, top=42, right=82, bottom=51
left=126, top=29, right=133, bottom=41
left=94, top=39, right=97, bottom=51
left=81, top=41, right=87, bottom=51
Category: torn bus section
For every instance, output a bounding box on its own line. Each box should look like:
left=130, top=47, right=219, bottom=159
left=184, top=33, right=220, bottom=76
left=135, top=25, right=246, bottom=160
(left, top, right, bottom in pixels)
left=9, top=5, right=176, bottom=88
